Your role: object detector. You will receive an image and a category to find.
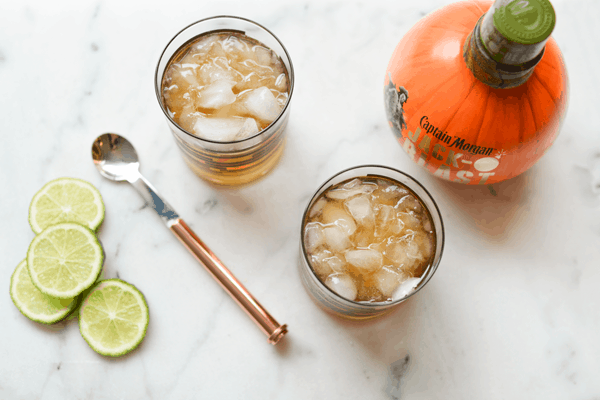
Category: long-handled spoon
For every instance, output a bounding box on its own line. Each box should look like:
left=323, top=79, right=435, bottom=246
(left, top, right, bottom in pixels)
left=91, top=133, right=287, bottom=344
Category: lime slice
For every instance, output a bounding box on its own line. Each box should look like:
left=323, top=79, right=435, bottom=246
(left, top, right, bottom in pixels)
left=10, top=259, right=78, bottom=324
left=79, top=279, right=149, bottom=357
left=27, top=222, right=103, bottom=299
left=29, top=177, right=105, bottom=234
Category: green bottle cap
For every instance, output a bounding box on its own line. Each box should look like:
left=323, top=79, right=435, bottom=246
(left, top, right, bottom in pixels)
left=493, top=0, right=556, bottom=44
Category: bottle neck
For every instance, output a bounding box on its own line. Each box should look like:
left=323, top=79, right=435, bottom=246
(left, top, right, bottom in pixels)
left=463, top=16, right=546, bottom=89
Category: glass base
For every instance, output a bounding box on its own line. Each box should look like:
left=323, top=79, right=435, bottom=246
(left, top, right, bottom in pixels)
left=182, top=140, right=286, bottom=186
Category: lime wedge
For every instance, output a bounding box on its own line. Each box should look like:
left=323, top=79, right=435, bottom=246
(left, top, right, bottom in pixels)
left=79, top=279, right=149, bottom=357
left=27, top=222, right=103, bottom=299
left=29, top=177, right=105, bottom=234
left=10, top=259, right=78, bottom=324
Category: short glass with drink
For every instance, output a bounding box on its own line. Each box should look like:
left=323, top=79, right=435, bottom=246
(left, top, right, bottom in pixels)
left=299, top=165, right=445, bottom=319
left=155, top=16, right=294, bottom=186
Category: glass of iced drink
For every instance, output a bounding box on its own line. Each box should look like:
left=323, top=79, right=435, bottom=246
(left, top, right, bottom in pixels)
left=299, top=165, right=444, bottom=319
left=154, top=16, right=294, bottom=186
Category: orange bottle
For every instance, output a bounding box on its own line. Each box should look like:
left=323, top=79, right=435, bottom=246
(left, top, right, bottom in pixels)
left=384, top=0, right=568, bottom=185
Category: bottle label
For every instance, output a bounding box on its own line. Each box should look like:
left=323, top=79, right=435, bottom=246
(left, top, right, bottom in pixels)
left=384, top=74, right=507, bottom=185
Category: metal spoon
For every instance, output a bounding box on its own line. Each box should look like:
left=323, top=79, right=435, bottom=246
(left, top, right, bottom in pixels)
left=92, top=133, right=287, bottom=345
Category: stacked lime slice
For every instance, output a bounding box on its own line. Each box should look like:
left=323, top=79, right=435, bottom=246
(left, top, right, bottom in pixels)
left=10, top=259, right=78, bottom=324
left=10, top=177, right=149, bottom=357
left=29, top=177, right=105, bottom=234
left=27, top=222, right=104, bottom=299
left=79, top=279, right=149, bottom=357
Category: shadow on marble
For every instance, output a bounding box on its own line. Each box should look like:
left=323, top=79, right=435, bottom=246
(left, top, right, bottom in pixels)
left=432, top=171, right=533, bottom=239
left=302, top=285, right=447, bottom=395
left=273, top=332, right=292, bottom=356
left=20, top=316, right=72, bottom=334
left=304, top=290, right=424, bottom=360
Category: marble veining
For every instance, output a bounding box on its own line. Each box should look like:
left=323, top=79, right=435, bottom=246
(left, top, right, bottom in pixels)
left=1, top=0, right=600, bottom=399
left=387, top=354, right=411, bottom=399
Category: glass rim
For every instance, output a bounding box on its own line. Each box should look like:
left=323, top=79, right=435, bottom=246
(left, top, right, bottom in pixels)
left=153, top=15, right=295, bottom=146
left=300, top=164, right=446, bottom=308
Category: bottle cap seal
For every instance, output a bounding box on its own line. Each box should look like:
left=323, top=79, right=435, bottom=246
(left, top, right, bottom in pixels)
left=493, top=0, right=555, bottom=44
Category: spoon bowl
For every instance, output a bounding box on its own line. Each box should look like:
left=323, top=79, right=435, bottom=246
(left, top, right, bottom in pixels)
left=92, top=133, right=140, bottom=181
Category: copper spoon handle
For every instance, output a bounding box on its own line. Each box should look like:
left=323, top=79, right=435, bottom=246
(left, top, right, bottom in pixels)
left=169, top=218, right=287, bottom=344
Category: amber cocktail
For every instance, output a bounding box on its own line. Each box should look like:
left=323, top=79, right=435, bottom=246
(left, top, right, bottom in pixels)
left=299, top=165, right=445, bottom=319
left=155, top=16, right=294, bottom=186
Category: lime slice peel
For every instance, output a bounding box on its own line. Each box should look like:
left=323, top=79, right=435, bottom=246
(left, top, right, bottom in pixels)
left=10, top=259, right=78, bottom=324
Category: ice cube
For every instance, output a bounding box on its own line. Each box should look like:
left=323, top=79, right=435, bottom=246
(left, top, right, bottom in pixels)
left=325, top=274, right=357, bottom=301
left=322, top=203, right=357, bottom=235
left=198, top=62, right=239, bottom=85
left=345, top=249, right=383, bottom=272
left=170, top=64, right=200, bottom=87
left=324, top=255, right=346, bottom=273
left=322, top=226, right=352, bottom=253
left=376, top=205, right=394, bottom=227
left=162, top=84, right=179, bottom=101
left=311, top=249, right=334, bottom=276
left=197, top=80, right=236, bottom=110
left=193, top=116, right=247, bottom=142
left=304, top=222, right=325, bottom=253
left=308, top=198, right=327, bottom=219
left=222, top=35, right=251, bottom=55
left=413, top=231, right=434, bottom=261
left=326, top=188, right=363, bottom=201
left=325, top=182, right=377, bottom=200
left=310, top=250, right=346, bottom=276
left=233, top=72, right=263, bottom=93
left=397, top=212, right=421, bottom=231
left=354, top=229, right=372, bottom=248
left=254, top=45, right=275, bottom=66
left=208, top=41, right=227, bottom=58
left=375, top=205, right=404, bottom=238
left=391, top=218, right=405, bottom=235
left=373, top=267, right=409, bottom=297
left=311, top=249, right=332, bottom=263
left=384, top=235, right=419, bottom=267
left=372, top=182, right=410, bottom=205
left=274, top=73, right=288, bottom=92
left=395, top=195, right=423, bottom=213
left=382, top=182, right=408, bottom=194
left=391, top=277, right=421, bottom=301
left=367, top=239, right=386, bottom=254
left=276, top=92, right=288, bottom=107
left=193, top=35, right=219, bottom=53
left=423, top=218, right=432, bottom=232
left=242, top=86, right=282, bottom=122
left=177, top=104, right=203, bottom=132
left=345, top=195, right=374, bottom=229
left=376, top=179, right=391, bottom=188
left=402, top=235, right=421, bottom=259
left=343, top=178, right=361, bottom=189
left=240, top=59, right=274, bottom=76
left=234, top=118, right=259, bottom=140
left=180, top=47, right=205, bottom=64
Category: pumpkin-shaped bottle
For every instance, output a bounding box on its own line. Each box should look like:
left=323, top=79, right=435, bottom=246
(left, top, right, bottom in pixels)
left=384, top=0, right=567, bottom=185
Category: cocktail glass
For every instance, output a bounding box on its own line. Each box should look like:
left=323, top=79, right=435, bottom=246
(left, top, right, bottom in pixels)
left=154, top=16, right=295, bottom=186
left=299, top=165, right=445, bottom=319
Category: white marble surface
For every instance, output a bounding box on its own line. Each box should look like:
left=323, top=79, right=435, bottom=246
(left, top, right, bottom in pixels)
left=1, top=0, right=599, bottom=398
